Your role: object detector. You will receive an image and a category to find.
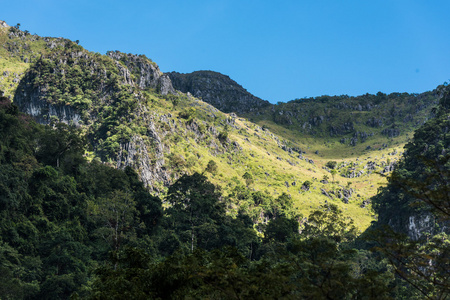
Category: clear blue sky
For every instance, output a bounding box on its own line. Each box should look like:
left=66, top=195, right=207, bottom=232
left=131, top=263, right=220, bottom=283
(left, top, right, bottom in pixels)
left=3, top=0, right=450, bottom=103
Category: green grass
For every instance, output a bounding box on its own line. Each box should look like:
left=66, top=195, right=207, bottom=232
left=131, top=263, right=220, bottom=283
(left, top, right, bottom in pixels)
left=160, top=105, right=406, bottom=231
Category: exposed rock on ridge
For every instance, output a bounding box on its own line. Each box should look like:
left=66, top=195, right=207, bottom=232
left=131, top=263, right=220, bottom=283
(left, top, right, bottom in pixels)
left=107, top=51, right=175, bottom=95
left=14, top=86, right=82, bottom=125
left=167, top=70, right=270, bottom=114
left=9, top=38, right=178, bottom=190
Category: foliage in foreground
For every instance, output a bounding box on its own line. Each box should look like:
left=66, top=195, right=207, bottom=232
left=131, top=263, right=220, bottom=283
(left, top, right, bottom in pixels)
left=1, top=86, right=449, bottom=299
left=371, top=85, right=450, bottom=299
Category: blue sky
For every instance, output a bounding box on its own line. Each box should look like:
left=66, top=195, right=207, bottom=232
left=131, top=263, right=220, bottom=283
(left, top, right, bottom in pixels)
left=3, top=0, right=450, bottom=103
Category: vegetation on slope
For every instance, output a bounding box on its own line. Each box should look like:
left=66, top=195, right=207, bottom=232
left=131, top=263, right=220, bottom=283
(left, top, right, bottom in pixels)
left=0, top=96, right=411, bottom=299
left=0, top=20, right=448, bottom=299
left=0, top=22, right=407, bottom=230
left=367, top=84, right=450, bottom=298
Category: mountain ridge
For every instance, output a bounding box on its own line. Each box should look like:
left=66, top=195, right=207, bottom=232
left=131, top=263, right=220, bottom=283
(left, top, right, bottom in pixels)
left=168, top=69, right=437, bottom=151
left=167, top=70, right=271, bottom=113
left=0, top=20, right=439, bottom=231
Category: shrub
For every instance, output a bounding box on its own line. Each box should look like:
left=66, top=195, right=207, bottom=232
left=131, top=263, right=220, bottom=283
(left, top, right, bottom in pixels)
left=242, top=172, right=254, bottom=186
left=218, top=130, right=228, bottom=142
left=179, top=107, right=196, bottom=120
left=205, top=160, right=218, bottom=175
left=326, top=161, right=337, bottom=169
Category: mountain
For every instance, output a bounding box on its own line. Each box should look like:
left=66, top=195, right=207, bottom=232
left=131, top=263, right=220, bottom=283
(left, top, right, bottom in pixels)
left=372, top=85, right=450, bottom=239
left=169, top=70, right=438, bottom=151
left=0, top=20, right=439, bottom=231
left=1, top=19, right=449, bottom=299
left=167, top=70, right=271, bottom=113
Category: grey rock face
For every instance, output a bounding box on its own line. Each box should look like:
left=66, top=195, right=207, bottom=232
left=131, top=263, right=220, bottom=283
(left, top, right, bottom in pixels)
left=321, top=188, right=332, bottom=199
left=382, top=162, right=396, bottom=174
left=116, top=133, right=170, bottom=189
left=360, top=199, right=369, bottom=208
left=329, top=122, right=354, bottom=136
left=107, top=51, right=175, bottom=95
left=407, top=215, right=435, bottom=240
left=14, top=86, right=81, bottom=125
left=167, top=70, right=270, bottom=114
left=158, top=74, right=175, bottom=95
left=387, top=213, right=437, bottom=241
left=12, top=48, right=180, bottom=191
left=301, top=183, right=310, bottom=191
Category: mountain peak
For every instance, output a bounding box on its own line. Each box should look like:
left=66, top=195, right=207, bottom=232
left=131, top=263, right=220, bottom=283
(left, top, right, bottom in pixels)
left=167, top=70, right=270, bottom=114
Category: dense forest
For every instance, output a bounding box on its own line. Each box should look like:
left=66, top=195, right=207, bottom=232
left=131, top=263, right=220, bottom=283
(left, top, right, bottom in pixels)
left=0, top=85, right=449, bottom=299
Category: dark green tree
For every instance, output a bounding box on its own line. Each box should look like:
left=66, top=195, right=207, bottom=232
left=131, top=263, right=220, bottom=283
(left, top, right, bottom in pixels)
left=372, top=84, right=450, bottom=298
left=35, top=123, right=86, bottom=169
left=163, top=173, right=226, bottom=252
left=88, top=190, right=138, bottom=252
left=242, top=171, right=254, bottom=186
left=205, top=159, right=218, bottom=175
left=326, top=160, right=337, bottom=169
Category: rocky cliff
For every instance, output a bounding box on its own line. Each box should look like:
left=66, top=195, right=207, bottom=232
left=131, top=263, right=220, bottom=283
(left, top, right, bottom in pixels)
left=6, top=31, right=180, bottom=190
left=2, top=20, right=440, bottom=232
left=107, top=51, right=175, bottom=95
left=167, top=70, right=270, bottom=113
left=6, top=30, right=278, bottom=194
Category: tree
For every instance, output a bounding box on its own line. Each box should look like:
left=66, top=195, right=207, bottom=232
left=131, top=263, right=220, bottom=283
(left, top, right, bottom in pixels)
left=303, top=204, right=357, bottom=243
left=273, top=192, right=294, bottom=216
left=372, top=85, right=450, bottom=298
left=326, top=161, right=337, bottom=169
left=242, top=172, right=254, bottom=186
left=330, top=169, right=337, bottom=183
left=205, top=159, right=218, bottom=175
left=275, top=205, right=395, bottom=299
left=0, top=241, right=39, bottom=299
left=36, top=123, right=86, bottom=169
left=178, top=107, right=196, bottom=120
left=164, top=173, right=226, bottom=252
left=302, top=180, right=312, bottom=191
left=264, top=215, right=299, bottom=244
left=88, top=190, right=138, bottom=253
left=218, top=130, right=228, bottom=142
left=374, top=229, right=450, bottom=299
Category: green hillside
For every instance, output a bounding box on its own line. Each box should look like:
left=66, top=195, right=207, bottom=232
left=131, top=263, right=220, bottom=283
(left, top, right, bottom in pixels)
left=0, top=22, right=418, bottom=231
left=0, top=20, right=449, bottom=299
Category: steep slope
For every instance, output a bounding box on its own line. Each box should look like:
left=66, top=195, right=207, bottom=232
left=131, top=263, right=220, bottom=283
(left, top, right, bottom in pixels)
left=372, top=85, right=450, bottom=239
left=250, top=92, right=437, bottom=151
left=0, top=21, right=413, bottom=230
left=364, top=87, right=450, bottom=298
left=169, top=70, right=437, bottom=156
left=168, top=70, right=271, bottom=113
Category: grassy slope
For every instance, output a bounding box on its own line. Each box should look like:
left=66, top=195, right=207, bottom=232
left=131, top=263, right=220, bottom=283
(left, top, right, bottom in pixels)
left=0, top=24, right=413, bottom=232
left=0, top=26, right=52, bottom=98
left=163, top=94, right=406, bottom=229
